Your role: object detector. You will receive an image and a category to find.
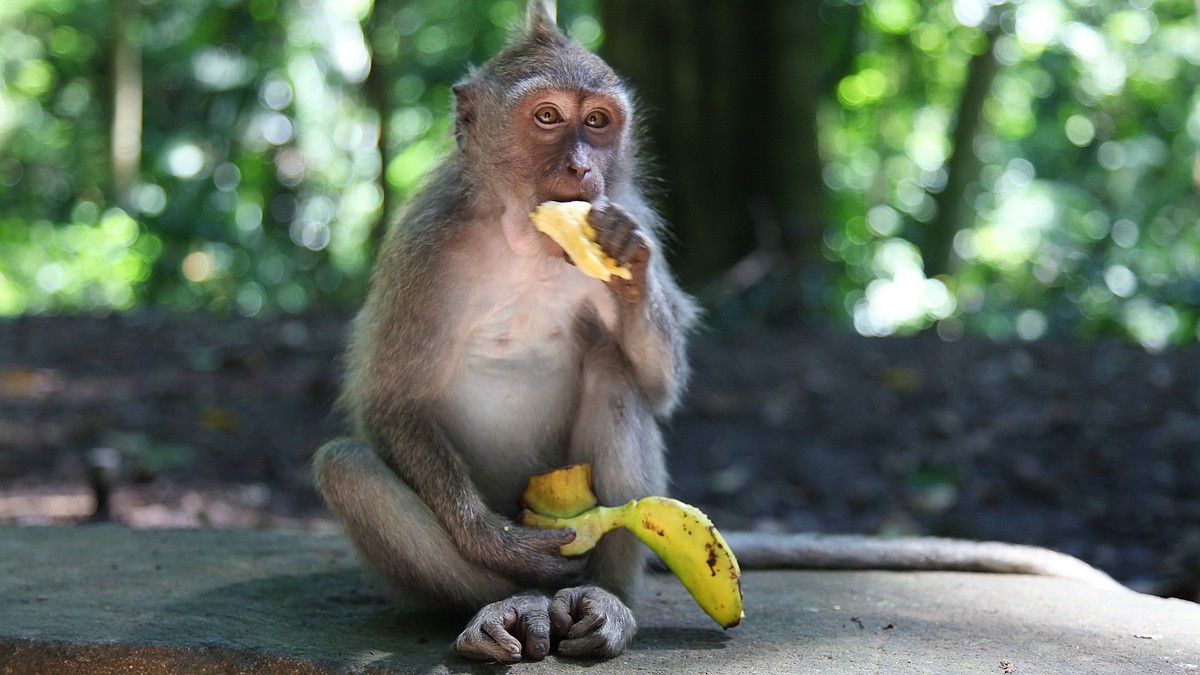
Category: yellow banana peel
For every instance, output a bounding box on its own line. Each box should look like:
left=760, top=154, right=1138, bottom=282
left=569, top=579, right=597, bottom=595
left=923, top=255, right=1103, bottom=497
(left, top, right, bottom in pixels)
left=529, top=201, right=633, bottom=282
left=520, top=463, right=598, bottom=518
left=520, top=464, right=744, bottom=629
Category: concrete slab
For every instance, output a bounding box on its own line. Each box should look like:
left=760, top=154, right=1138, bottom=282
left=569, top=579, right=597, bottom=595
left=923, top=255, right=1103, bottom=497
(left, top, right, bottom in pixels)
left=1, top=526, right=1197, bottom=674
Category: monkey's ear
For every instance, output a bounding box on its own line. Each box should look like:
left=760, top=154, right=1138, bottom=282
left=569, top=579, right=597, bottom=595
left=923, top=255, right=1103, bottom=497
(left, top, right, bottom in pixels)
left=451, top=81, right=476, bottom=148
left=524, top=0, right=558, bottom=39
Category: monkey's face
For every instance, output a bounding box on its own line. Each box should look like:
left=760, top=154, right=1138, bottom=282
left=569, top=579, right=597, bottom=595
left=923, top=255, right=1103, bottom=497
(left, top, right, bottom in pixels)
left=510, top=88, right=625, bottom=204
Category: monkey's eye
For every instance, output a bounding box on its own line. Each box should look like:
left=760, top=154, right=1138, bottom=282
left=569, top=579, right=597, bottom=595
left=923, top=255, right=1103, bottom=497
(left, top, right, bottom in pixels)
left=534, top=105, right=563, bottom=125
left=584, top=110, right=610, bottom=129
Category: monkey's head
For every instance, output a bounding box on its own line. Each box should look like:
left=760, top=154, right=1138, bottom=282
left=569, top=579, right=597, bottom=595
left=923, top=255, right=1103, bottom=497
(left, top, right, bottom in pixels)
left=452, top=1, right=635, bottom=207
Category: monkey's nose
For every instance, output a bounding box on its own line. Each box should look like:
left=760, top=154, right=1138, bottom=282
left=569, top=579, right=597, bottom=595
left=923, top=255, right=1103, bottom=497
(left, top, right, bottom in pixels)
left=567, top=162, right=592, bottom=178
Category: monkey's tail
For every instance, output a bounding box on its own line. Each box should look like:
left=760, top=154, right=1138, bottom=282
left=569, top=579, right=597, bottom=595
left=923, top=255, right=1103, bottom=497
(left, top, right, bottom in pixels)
left=720, top=532, right=1126, bottom=591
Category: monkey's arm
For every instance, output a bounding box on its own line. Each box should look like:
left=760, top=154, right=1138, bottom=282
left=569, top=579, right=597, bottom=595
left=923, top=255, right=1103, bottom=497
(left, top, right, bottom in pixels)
left=341, top=231, right=581, bottom=588
left=588, top=198, right=700, bottom=414
left=361, top=407, right=580, bottom=587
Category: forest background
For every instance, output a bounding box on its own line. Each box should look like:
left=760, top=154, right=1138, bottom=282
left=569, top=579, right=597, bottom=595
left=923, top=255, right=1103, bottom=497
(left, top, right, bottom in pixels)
left=2, top=0, right=1198, bottom=349
left=3, top=0, right=1200, bottom=598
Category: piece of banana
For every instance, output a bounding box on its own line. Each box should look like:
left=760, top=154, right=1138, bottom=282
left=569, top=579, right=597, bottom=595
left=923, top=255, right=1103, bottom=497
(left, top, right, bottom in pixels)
left=520, top=463, right=598, bottom=518
left=529, top=201, right=633, bottom=282
left=520, top=465, right=744, bottom=629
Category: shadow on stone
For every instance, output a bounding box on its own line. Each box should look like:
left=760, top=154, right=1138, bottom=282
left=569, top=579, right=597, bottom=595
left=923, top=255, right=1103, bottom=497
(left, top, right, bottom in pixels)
left=161, top=569, right=467, bottom=671
left=630, top=625, right=733, bottom=652
left=4, top=528, right=1198, bottom=674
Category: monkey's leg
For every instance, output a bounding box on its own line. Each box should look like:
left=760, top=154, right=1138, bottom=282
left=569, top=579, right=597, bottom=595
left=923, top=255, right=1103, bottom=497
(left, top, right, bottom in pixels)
left=572, top=341, right=667, bottom=596
left=315, top=439, right=563, bottom=663
left=548, top=341, right=666, bottom=658
left=312, top=438, right=520, bottom=609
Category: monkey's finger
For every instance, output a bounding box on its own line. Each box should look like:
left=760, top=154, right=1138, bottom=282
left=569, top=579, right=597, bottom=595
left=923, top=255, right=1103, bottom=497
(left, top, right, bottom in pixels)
left=480, top=616, right=524, bottom=660
left=589, top=210, right=646, bottom=266
left=520, top=608, right=553, bottom=660
left=606, top=274, right=645, bottom=304
left=610, top=230, right=647, bottom=267
left=531, top=525, right=576, bottom=547
left=513, top=523, right=575, bottom=556
left=555, top=588, right=634, bottom=659
left=456, top=634, right=521, bottom=662
left=455, top=618, right=522, bottom=662
left=558, top=629, right=625, bottom=659
left=562, top=589, right=608, bottom=638
left=567, top=611, right=604, bottom=639
left=585, top=198, right=622, bottom=235
left=592, top=222, right=629, bottom=258
left=549, top=586, right=585, bottom=636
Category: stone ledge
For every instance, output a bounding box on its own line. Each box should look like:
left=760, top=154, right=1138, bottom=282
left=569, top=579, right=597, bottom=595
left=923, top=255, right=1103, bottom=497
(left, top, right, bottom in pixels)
left=2, top=526, right=1198, bottom=674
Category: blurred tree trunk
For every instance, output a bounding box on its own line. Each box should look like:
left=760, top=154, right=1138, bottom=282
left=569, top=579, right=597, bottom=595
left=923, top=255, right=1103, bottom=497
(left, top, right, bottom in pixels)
left=924, top=25, right=1001, bottom=277
left=602, top=0, right=836, bottom=317
left=109, top=0, right=142, bottom=214
left=364, top=11, right=393, bottom=255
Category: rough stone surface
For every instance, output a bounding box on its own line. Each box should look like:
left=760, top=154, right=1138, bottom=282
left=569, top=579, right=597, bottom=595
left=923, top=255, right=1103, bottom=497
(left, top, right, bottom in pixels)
left=2, top=526, right=1198, bottom=674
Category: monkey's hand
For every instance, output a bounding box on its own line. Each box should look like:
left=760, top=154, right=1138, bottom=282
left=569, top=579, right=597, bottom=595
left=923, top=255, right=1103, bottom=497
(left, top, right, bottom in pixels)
left=549, top=585, right=636, bottom=659
left=455, top=591, right=554, bottom=662
left=463, top=514, right=585, bottom=588
left=588, top=199, right=649, bottom=304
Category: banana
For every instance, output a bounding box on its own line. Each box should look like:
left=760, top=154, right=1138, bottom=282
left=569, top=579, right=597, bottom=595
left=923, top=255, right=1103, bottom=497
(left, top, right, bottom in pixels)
left=520, top=465, right=744, bottom=629
left=529, top=201, right=633, bottom=282
left=520, top=463, right=598, bottom=518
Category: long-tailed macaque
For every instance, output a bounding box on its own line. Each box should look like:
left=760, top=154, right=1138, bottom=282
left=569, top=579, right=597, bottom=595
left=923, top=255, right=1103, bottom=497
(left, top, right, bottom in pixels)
left=314, top=1, right=1120, bottom=663
left=313, top=1, right=695, bottom=661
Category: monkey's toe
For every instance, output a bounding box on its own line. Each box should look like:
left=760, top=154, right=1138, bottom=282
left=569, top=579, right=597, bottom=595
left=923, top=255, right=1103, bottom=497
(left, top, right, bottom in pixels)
left=454, top=592, right=553, bottom=662
left=549, top=586, right=635, bottom=659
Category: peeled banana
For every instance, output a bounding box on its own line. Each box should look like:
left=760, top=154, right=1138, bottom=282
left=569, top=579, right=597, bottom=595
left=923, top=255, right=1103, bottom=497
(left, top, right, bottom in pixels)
left=521, top=463, right=598, bottom=518
left=520, top=464, right=744, bottom=629
left=529, top=201, right=633, bottom=282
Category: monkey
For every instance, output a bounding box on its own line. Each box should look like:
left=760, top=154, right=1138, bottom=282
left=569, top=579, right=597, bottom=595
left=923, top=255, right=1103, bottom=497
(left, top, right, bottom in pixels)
left=313, top=0, right=697, bottom=662
left=313, top=1, right=1121, bottom=664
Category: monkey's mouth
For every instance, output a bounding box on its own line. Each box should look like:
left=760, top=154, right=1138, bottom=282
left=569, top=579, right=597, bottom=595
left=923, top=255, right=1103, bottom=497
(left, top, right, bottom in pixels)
left=541, top=188, right=593, bottom=204
left=543, top=173, right=602, bottom=204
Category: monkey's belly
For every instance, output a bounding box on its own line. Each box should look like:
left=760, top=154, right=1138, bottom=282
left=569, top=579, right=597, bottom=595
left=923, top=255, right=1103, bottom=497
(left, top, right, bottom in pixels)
left=441, top=340, right=581, bottom=511
left=439, top=250, right=616, bottom=509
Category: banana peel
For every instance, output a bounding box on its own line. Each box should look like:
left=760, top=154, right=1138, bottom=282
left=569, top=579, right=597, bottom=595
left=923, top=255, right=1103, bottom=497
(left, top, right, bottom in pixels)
left=521, top=463, right=598, bottom=518
left=520, top=464, right=744, bottom=629
left=529, top=201, right=633, bottom=282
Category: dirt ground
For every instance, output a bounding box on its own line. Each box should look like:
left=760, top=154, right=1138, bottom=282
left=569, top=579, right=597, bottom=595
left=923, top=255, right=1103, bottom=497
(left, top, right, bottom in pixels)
left=1, top=312, right=1197, bottom=600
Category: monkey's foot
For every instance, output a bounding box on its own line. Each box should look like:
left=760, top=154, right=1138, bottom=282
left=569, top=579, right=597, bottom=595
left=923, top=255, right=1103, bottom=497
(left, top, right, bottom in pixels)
left=549, top=585, right=636, bottom=659
left=454, top=592, right=554, bottom=662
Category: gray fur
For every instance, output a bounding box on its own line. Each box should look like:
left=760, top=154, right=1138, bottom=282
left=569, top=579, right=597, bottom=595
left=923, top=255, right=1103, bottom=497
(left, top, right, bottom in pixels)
left=313, top=2, right=696, bottom=662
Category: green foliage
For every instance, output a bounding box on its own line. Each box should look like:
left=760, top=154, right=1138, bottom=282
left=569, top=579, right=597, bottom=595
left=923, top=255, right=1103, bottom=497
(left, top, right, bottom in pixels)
left=0, top=0, right=600, bottom=317
left=0, top=0, right=1197, bottom=351
left=0, top=209, right=158, bottom=313
left=820, top=0, right=1200, bottom=349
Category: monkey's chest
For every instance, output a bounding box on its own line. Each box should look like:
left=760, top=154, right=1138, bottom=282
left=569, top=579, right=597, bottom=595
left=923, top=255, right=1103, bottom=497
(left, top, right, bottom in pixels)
left=464, top=304, right=576, bottom=369
left=441, top=273, right=614, bottom=502
left=455, top=256, right=614, bottom=369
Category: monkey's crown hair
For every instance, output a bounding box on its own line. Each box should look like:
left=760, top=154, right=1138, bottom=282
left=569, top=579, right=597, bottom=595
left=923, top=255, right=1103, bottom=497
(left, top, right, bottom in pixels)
left=472, top=0, right=625, bottom=108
